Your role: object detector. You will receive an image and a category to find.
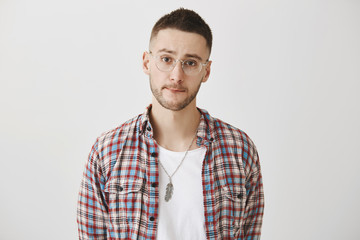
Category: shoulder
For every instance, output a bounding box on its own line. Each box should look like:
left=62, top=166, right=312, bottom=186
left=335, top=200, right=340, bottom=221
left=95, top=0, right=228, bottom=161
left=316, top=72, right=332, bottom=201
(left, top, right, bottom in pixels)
left=92, top=114, right=142, bottom=158
left=200, top=109, right=260, bottom=171
left=213, top=116, right=257, bottom=151
left=200, top=108, right=256, bottom=149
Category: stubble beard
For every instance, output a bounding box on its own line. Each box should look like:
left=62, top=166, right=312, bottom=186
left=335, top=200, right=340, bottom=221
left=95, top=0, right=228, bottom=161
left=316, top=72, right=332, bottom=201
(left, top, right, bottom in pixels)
left=149, top=76, right=202, bottom=111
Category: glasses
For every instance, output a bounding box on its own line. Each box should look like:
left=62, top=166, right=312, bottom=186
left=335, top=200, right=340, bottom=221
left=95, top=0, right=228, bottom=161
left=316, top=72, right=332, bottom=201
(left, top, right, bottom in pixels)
left=149, top=52, right=208, bottom=76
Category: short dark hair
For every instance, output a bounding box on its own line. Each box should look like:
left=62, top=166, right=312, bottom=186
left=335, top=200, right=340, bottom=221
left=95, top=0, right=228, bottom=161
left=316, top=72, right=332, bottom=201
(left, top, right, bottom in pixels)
left=150, top=8, right=213, bottom=54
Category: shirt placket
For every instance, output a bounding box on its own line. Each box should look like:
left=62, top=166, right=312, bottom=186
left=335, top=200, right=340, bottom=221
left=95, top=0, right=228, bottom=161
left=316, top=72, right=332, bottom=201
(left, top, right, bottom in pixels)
left=144, top=124, right=159, bottom=240
left=200, top=137, right=219, bottom=240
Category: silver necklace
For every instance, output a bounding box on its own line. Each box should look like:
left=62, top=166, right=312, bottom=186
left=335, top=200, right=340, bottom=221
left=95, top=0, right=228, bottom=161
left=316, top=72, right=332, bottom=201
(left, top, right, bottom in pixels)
left=158, top=132, right=197, bottom=202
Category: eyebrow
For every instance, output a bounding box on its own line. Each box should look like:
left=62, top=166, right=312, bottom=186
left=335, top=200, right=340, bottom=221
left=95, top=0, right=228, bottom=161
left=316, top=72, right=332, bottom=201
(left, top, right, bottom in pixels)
left=156, top=48, right=204, bottom=61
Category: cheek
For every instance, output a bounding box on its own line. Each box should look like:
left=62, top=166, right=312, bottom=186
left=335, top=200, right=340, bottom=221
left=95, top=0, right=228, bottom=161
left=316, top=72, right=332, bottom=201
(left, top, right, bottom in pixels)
left=149, top=72, right=164, bottom=89
left=150, top=70, right=168, bottom=82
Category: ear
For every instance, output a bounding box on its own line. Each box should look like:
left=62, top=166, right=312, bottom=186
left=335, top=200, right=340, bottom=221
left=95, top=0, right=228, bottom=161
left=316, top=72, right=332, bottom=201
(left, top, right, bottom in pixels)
left=142, top=51, right=150, bottom=75
left=201, top=60, right=212, bottom=83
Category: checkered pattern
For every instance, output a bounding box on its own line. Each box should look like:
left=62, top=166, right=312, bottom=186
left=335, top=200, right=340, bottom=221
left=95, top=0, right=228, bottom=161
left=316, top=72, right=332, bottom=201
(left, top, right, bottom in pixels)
left=77, top=105, right=264, bottom=239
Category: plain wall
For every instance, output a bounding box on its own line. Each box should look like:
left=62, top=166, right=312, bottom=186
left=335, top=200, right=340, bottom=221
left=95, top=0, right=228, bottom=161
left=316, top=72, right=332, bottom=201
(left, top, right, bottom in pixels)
left=1, top=0, right=359, bottom=239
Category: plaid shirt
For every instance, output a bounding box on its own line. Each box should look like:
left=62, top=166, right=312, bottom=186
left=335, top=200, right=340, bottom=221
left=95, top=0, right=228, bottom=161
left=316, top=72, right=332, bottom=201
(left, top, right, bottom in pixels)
left=77, top=105, right=264, bottom=240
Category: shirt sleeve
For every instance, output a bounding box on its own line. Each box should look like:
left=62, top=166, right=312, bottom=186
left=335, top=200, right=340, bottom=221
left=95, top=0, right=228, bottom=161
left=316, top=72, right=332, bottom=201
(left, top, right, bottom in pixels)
left=242, top=144, right=265, bottom=239
left=77, top=139, right=109, bottom=239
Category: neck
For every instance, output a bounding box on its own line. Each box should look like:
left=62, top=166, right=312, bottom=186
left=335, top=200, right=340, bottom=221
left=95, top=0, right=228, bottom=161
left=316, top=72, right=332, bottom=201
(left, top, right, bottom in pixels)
left=149, top=99, right=200, bottom=152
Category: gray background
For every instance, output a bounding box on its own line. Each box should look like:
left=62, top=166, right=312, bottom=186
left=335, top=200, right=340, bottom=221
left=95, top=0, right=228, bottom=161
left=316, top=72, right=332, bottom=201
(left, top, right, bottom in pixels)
left=1, top=0, right=359, bottom=239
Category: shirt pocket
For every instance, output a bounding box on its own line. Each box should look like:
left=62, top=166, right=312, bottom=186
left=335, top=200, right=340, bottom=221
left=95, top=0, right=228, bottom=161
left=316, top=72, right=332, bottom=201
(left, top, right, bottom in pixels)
left=105, top=177, right=144, bottom=227
left=221, top=183, right=246, bottom=237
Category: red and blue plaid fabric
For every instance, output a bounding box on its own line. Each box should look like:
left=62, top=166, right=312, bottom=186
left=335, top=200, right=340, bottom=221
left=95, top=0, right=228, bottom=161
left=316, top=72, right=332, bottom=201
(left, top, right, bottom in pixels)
left=77, top=105, right=264, bottom=239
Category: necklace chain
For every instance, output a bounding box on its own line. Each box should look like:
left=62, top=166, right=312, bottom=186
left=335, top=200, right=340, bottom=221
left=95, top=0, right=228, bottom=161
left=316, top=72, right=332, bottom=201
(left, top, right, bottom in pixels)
left=158, top=131, right=198, bottom=202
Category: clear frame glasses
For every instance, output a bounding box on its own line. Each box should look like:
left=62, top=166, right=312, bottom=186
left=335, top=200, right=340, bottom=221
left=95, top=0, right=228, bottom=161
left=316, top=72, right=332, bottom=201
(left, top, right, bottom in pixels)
left=149, top=52, right=208, bottom=76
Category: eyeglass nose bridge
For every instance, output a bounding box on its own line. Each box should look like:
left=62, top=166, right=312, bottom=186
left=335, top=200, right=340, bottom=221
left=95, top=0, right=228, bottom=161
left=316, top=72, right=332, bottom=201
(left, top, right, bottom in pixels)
left=171, top=59, right=186, bottom=71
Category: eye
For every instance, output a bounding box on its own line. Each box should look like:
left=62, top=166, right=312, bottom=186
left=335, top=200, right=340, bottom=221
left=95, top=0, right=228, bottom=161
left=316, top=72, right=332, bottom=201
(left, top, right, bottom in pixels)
left=161, top=56, right=173, bottom=63
left=184, top=60, right=198, bottom=67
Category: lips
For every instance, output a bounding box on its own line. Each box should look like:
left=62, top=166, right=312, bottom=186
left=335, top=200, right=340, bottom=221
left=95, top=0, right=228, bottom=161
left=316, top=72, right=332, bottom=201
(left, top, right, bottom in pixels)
left=167, top=88, right=185, bottom=92
left=163, top=86, right=186, bottom=92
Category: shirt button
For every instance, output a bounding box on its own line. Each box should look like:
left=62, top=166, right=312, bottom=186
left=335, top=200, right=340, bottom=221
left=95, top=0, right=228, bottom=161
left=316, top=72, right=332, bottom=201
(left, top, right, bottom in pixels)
left=210, top=137, right=214, bottom=141
left=149, top=216, right=155, bottom=221
left=237, top=193, right=242, bottom=199
left=151, top=183, right=157, bottom=188
left=147, top=126, right=152, bottom=131
left=118, top=186, right=124, bottom=192
left=151, top=152, right=157, bottom=158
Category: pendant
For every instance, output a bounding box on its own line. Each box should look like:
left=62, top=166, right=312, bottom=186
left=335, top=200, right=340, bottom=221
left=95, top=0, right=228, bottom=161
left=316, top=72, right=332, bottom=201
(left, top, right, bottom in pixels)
left=165, top=182, right=174, bottom=202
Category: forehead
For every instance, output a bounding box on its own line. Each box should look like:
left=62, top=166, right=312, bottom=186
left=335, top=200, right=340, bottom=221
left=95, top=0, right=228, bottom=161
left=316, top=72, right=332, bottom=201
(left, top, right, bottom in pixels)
left=150, top=28, right=209, bottom=58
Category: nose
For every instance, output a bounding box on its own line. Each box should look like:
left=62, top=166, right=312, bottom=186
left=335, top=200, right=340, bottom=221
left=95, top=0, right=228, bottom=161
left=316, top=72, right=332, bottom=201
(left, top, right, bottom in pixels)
left=170, top=60, right=185, bottom=82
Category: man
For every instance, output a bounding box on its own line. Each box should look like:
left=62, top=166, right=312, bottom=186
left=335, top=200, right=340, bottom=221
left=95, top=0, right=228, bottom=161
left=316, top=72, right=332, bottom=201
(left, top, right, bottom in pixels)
left=77, top=8, right=264, bottom=240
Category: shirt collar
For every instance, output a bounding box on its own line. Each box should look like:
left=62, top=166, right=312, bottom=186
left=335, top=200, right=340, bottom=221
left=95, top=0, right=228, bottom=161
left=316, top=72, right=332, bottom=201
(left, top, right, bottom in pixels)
left=139, top=104, right=216, bottom=144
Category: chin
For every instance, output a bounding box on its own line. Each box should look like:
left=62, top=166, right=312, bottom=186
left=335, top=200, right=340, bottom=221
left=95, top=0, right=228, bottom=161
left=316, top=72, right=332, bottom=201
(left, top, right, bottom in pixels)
left=159, top=98, right=196, bottom=111
left=160, top=103, right=187, bottom=111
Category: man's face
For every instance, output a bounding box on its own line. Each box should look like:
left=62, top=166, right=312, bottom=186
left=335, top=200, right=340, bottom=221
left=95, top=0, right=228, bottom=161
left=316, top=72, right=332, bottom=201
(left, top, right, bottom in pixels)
left=143, top=28, right=212, bottom=111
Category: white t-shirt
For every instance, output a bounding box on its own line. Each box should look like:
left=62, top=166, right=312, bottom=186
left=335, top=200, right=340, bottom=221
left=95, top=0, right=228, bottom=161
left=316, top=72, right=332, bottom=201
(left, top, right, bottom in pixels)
left=156, top=145, right=207, bottom=240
